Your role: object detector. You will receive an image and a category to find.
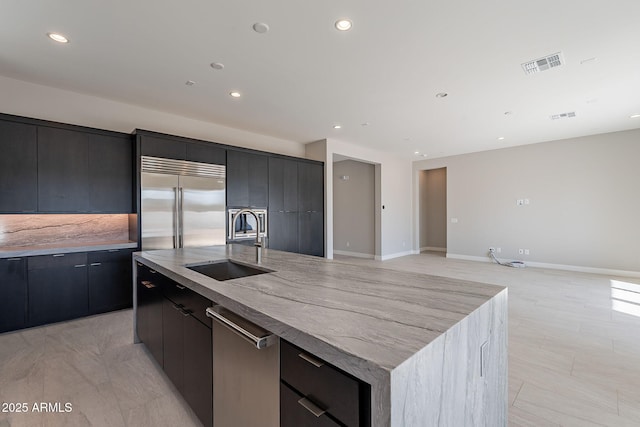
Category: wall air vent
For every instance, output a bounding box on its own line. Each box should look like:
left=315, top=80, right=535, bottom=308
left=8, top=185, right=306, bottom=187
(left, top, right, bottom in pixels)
left=522, top=52, right=564, bottom=75
left=550, top=111, right=576, bottom=120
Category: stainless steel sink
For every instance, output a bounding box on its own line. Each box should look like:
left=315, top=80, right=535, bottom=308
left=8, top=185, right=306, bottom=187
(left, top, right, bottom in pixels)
left=186, top=260, right=272, bottom=281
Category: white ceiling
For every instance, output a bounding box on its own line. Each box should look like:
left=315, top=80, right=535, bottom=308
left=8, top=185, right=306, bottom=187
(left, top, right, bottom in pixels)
left=2, top=1, right=639, bottom=160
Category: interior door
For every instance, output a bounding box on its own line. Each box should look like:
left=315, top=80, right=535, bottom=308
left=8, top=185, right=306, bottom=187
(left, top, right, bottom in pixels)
left=180, top=174, right=226, bottom=247
left=141, top=172, right=179, bottom=250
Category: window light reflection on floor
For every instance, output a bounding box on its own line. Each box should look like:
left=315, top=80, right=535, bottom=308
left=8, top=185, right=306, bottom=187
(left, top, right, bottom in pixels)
left=611, top=280, right=640, bottom=317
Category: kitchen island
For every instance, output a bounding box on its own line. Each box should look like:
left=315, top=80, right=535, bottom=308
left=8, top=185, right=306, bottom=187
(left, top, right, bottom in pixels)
left=133, top=244, right=507, bottom=427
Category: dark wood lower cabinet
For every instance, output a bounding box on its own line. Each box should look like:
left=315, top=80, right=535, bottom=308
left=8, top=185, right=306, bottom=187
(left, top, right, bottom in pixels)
left=88, top=249, right=134, bottom=315
left=136, top=263, right=213, bottom=427
left=281, top=340, right=371, bottom=427
left=298, top=211, right=324, bottom=257
left=268, top=211, right=299, bottom=252
left=183, top=314, right=213, bottom=427
left=162, top=298, right=185, bottom=393
left=0, top=258, right=28, bottom=333
left=136, top=270, right=164, bottom=366
left=281, top=382, right=341, bottom=427
left=27, top=253, right=89, bottom=327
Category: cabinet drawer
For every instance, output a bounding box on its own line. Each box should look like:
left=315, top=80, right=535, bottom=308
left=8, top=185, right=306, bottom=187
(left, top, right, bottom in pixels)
left=88, top=248, right=132, bottom=264
left=281, top=340, right=360, bottom=426
left=163, top=278, right=211, bottom=327
left=281, top=382, right=341, bottom=427
left=28, top=252, right=87, bottom=270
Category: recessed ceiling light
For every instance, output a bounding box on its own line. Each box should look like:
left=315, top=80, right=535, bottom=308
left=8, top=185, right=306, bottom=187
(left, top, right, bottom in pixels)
left=229, top=91, right=241, bottom=98
left=504, top=111, right=512, bottom=116
left=210, top=62, right=225, bottom=70
left=435, top=92, right=448, bottom=98
left=497, top=137, right=505, bottom=140
left=414, top=151, right=420, bottom=155
left=421, top=154, right=428, bottom=158
left=333, top=124, right=342, bottom=129
left=361, top=122, right=370, bottom=127
left=252, top=22, right=270, bottom=34
left=185, top=80, right=196, bottom=86
left=630, top=114, right=640, bottom=119
left=47, top=32, right=69, bottom=43
left=335, top=19, right=353, bottom=31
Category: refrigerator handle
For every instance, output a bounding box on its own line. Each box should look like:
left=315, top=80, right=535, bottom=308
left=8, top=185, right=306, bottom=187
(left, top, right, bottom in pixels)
left=173, top=187, right=179, bottom=249
left=178, top=187, right=184, bottom=248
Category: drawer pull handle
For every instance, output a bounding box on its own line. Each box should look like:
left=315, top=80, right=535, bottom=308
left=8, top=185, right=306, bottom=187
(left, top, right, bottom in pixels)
left=142, top=281, right=156, bottom=289
left=172, top=304, right=184, bottom=311
left=74, top=264, right=86, bottom=268
left=297, top=397, right=326, bottom=417
left=53, top=254, right=65, bottom=257
left=150, top=270, right=157, bottom=274
left=108, top=249, right=119, bottom=252
left=90, top=262, right=101, bottom=266
left=298, top=352, right=324, bottom=368
left=137, top=262, right=143, bottom=267
left=175, top=284, right=186, bottom=290
left=7, top=258, right=22, bottom=261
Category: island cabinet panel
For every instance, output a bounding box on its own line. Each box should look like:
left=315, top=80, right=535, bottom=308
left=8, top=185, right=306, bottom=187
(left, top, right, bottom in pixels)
left=88, top=249, right=134, bottom=315
left=37, top=127, right=91, bottom=212
left=227, top=150, right=269, bottom=208
left=0, top=120, right=38, bottom=213
left=136, top=263, right=164, bottom=366
left=135, top=262, right=213, bottom=427
left=183, top=314, right=213, bottom=427
left=0, top=257, right=28, bottom=333
left=280, top=340, right=370, bottom=427
left=87, top=133, right=134, bottom=213
left=162, top=297, right=185, bottom=393
left=27, top=253, right=89, bottom=327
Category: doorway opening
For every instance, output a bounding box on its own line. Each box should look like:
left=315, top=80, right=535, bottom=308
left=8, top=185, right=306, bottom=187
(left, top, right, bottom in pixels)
left=332, top=155, right=377, bottom=259
left=419, top=168, right=447, bottom=255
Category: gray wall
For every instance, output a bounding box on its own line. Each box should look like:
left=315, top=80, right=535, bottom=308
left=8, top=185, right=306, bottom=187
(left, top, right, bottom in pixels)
left=333, top=159, right=375, bottom=256
left=419, top=168, right=447, bottom=250
left=414, top=129, right=640, bottom=273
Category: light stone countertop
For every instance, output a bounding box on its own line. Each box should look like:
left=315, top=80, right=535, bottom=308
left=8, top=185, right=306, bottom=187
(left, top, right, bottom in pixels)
left=0, top=240, right=138, bottom=259
left=133, top=244, right=507, bottom=426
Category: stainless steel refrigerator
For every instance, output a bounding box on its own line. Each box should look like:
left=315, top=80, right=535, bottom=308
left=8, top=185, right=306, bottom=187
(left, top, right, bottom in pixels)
left=141, top=156, right=226, bottom=250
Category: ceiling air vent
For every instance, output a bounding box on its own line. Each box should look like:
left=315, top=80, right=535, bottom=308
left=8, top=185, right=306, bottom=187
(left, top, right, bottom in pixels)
left=522, top=52, right=564, bottom=75
left=550, top=111, right=576, bottom=120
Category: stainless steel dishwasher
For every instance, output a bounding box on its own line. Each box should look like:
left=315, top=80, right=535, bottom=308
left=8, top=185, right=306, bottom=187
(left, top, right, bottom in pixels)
left=205, top=305, right=279, bottom=427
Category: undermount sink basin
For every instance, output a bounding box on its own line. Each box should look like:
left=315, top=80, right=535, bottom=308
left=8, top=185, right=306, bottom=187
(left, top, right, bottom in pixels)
left=186, top=259, right=272, bottom=281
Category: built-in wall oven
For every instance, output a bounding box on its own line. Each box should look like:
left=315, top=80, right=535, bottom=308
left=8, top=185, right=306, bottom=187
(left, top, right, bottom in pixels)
left=227, top=208, right=267, bottom=241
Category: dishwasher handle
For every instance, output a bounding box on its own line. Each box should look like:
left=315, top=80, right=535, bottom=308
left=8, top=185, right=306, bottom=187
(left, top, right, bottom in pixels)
left=206, top=306, right=276, bottom=350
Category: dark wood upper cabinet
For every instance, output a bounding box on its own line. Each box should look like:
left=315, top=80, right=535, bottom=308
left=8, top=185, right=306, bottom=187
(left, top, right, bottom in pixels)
left=0, top=120, right=38, bottom=213
left=268, top=157, right=298, bottom=212
left=298, top=162, right=324, bottom=212
left=186, top=142, right=225, bottom=165
left=139, top=134, right=187, bottom=160
left=227, top=150, right=268, bottom=208
left=88, top=133, right=133, bottom=213
left=37, top=127, right=90, bottom=212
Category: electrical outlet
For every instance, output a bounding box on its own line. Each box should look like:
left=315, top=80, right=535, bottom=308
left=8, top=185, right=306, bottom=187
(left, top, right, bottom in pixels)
left=489, top=247, right=495, bottom=253
left=346, top=241, right=350, bottom=247
left=497, top=247, right=502, bottom=253
left=524, top=249, right=530, bottom=255
left=518, top=248, right=524, bottom=255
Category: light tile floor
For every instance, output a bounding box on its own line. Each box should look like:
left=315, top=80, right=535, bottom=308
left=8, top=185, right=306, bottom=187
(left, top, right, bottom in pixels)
left=1, top=252, right=639, bottom=426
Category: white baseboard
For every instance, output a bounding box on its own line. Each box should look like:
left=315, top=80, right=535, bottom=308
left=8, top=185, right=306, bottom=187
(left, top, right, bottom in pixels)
left=446, top=253, right=640, bottom=278
left=333, top=250, right=375, bottom=259
left=376, top=250, right=419, bottom=261
left=421, top=246, right=447, bottom=252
